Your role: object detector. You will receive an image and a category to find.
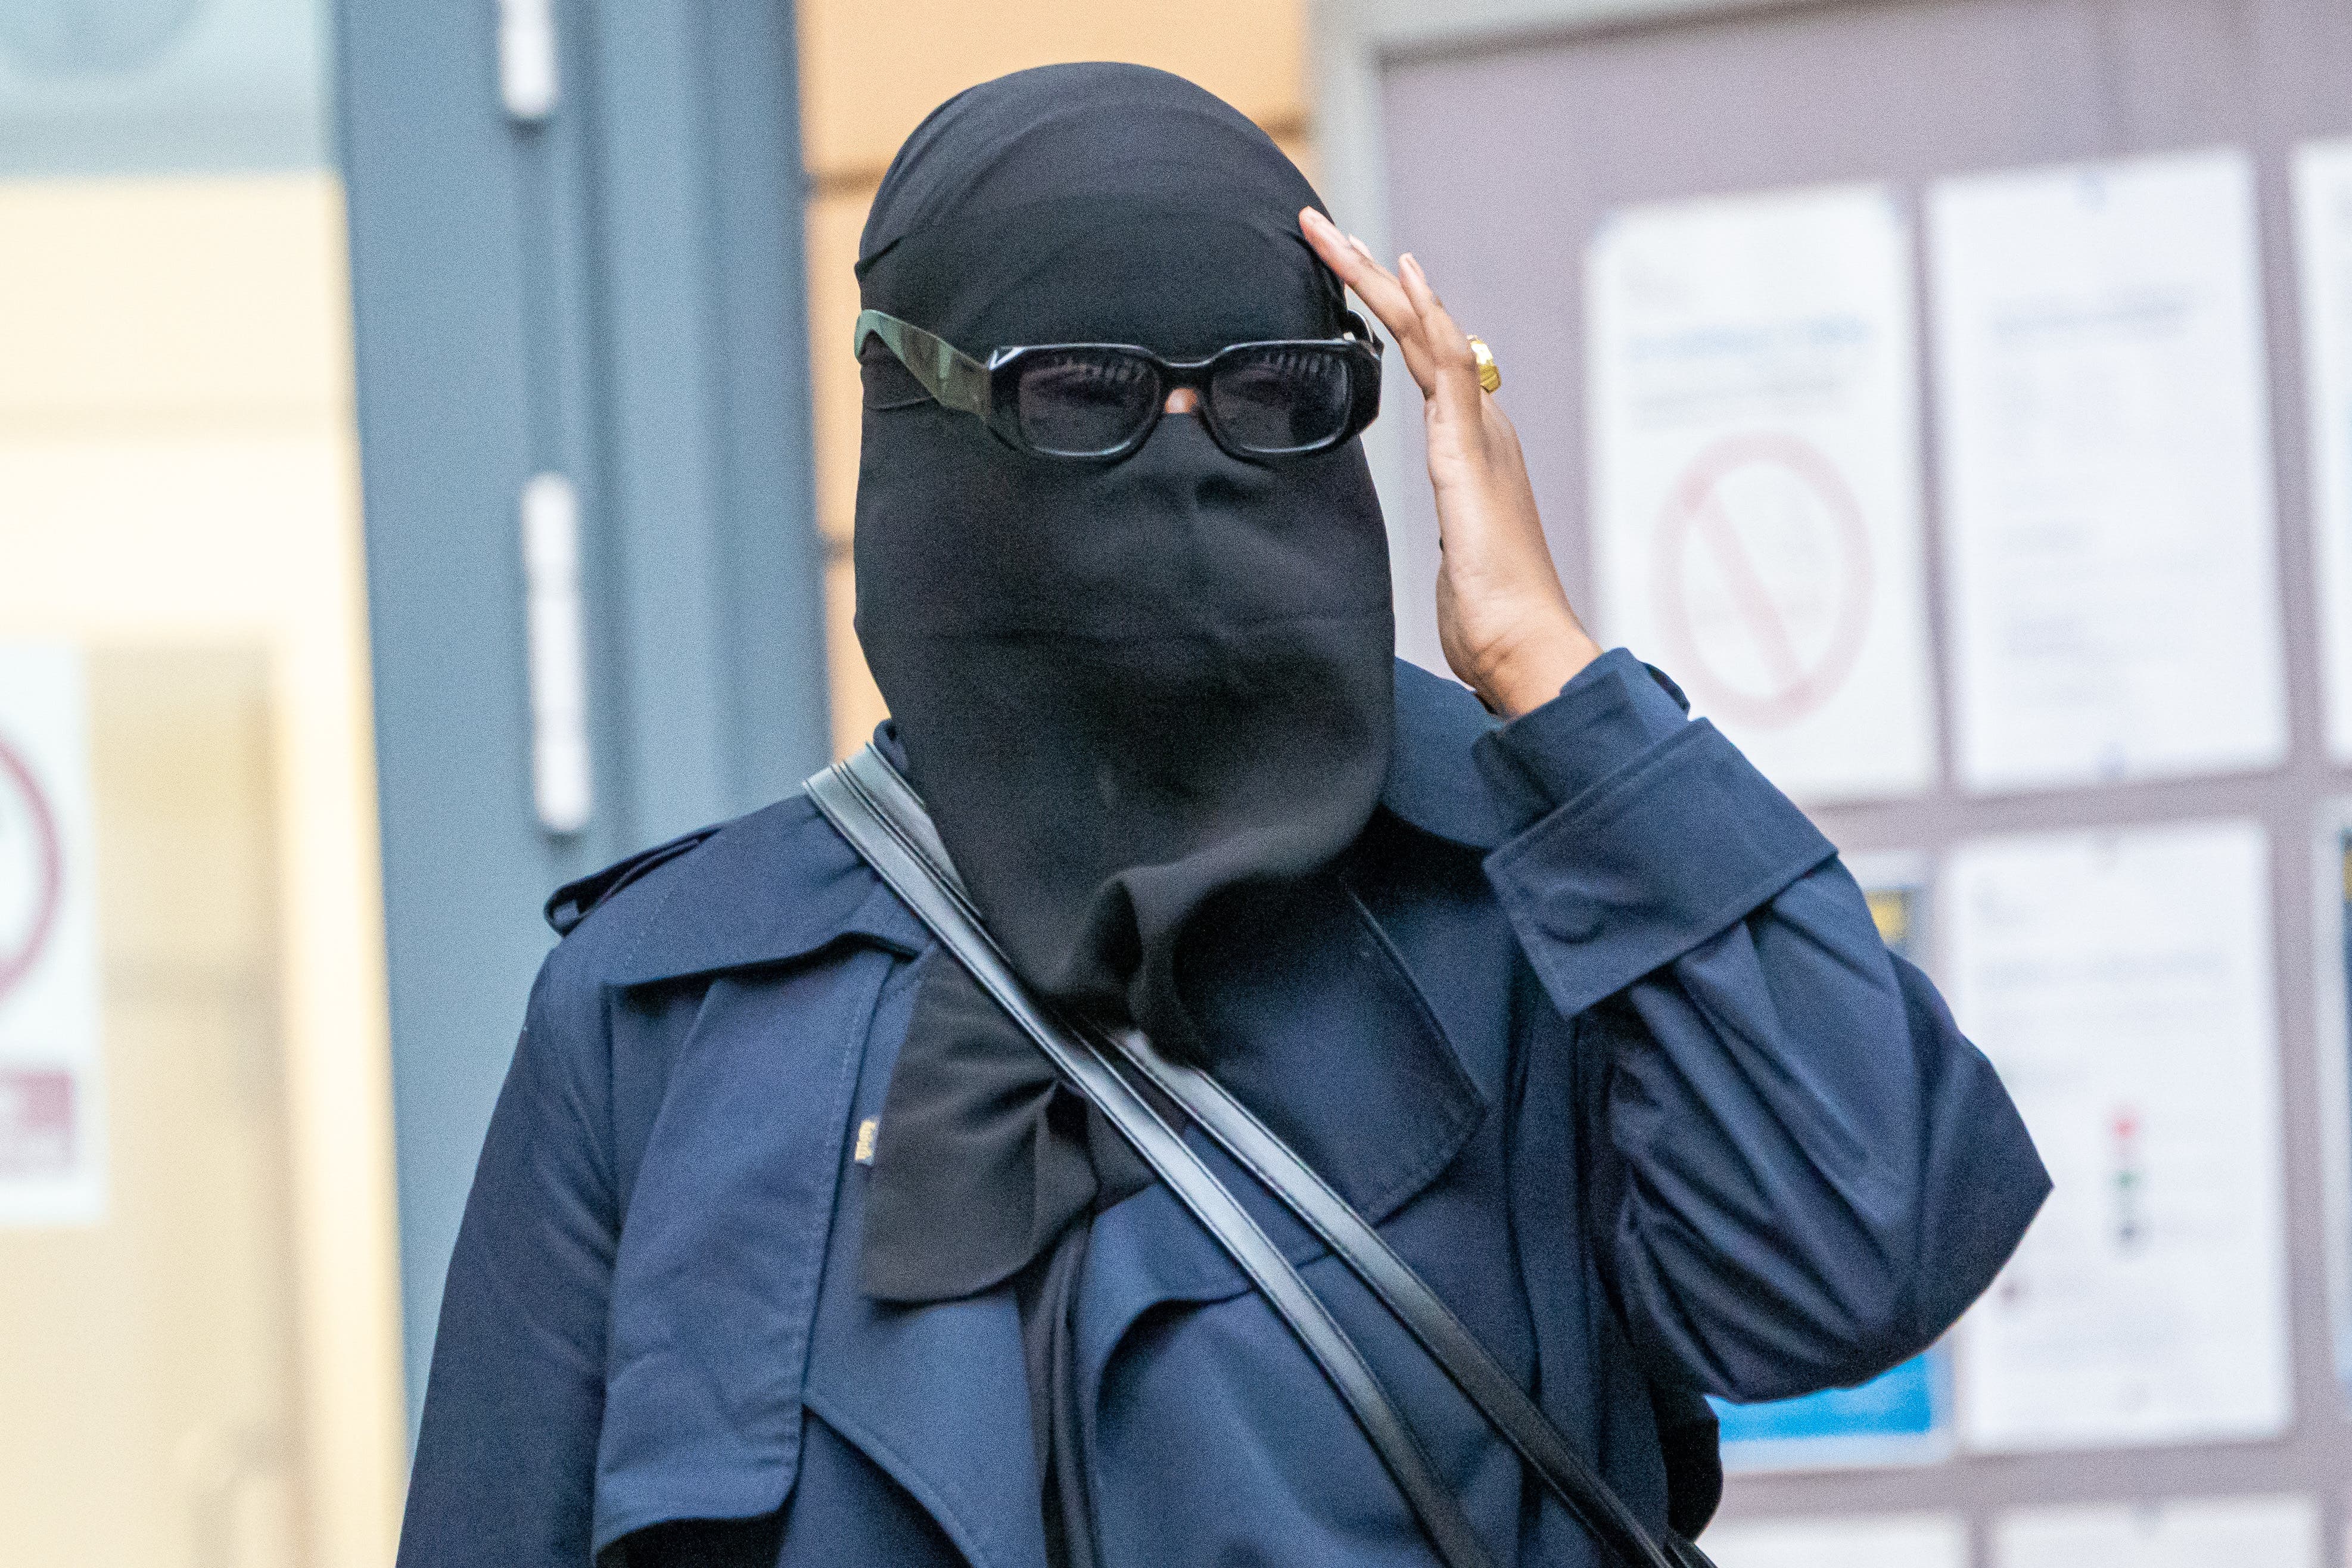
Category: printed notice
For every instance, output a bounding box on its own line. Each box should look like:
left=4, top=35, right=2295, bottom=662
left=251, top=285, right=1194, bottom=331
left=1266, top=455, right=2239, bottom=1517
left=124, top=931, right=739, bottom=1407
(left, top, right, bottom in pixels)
left=2295, top=140, right=2352, bottom=763
left=0, top=646, right=104, bottom=1227
left=1928, top=150, right=2286, bottom=792
left=1946, top=822, right=2291, bottom=1449
left=1996, top=1496, right=2319, bottom=1568
left=1703, top=1513, right=1965, bottom=1568
left=1587, top=183, right=1936, bottom=803
left=2315, top=808, right=2352, bottom=1399
left=1713, top=853, right=1952, bottom=1470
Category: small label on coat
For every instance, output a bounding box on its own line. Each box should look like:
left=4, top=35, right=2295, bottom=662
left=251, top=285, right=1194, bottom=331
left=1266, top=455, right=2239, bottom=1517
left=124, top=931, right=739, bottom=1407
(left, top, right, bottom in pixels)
left=853, top=1117, right=879, bottom=1165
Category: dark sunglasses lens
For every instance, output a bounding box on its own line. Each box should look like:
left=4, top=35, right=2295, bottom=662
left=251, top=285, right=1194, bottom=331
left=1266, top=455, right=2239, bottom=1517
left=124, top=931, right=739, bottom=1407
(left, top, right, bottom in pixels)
left=1014, top=350, right=1159, bottom=456
left=1209, top=347, right=1356, bottom=453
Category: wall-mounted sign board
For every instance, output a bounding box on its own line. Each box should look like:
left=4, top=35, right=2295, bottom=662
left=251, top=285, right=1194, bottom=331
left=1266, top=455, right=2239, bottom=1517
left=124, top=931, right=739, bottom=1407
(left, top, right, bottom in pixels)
left=1993, top=1495, right=2319, bottom=1568
left=2294, top=141, right=2352, bottom=768
left=1928, top=151, right=2286, bottom=794
left=0, top=645, right=104, bottom=1227
left=2307, top=802, right=2352, bottom=1401
left=1945, top=821, right=2291, bottom=1450
left=1703, top=1511, right=1967, bottom=1568
left=1586, top=183, right=1937, bottom=805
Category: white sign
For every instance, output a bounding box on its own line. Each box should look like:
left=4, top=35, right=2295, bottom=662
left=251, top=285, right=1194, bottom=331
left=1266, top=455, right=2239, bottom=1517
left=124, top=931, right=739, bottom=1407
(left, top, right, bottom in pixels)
left=1996, top=1496, right=2319, bottom=1568
left=1702, top=1513, right=1965, bottom=1568
left=2310, top=807, right=2352, bottom=1398
left=1586, top=183, right=1936, bottom=803
left=2294, top=140, right=2352, bottom=763
left=1946, top=820, right=2291, bottom=1450
left=0, top=645, right=104, bottom=1227
left=1928, top=149, right=2286, bottom=792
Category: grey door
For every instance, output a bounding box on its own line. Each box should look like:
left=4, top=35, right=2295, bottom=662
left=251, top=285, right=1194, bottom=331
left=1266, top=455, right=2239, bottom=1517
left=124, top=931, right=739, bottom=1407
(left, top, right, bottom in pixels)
left=335, top=0, right=830, bottom=1427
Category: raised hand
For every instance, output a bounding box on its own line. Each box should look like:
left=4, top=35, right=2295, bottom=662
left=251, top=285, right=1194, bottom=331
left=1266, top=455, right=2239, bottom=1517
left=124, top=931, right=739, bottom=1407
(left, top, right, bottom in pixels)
left=1301, top=207, right=1600, bottom=717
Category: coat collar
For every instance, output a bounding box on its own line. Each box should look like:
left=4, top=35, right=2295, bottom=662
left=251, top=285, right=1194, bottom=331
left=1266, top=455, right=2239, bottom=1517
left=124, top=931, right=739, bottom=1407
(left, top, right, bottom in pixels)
left=1377, top=657, right=1514, bottom=851
left=598, top=793, right=931, bottom=987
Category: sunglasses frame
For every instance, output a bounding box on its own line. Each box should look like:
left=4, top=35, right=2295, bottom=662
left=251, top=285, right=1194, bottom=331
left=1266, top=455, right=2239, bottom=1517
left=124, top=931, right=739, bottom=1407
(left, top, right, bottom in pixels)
left=853, top=307, right=1385, bottom=463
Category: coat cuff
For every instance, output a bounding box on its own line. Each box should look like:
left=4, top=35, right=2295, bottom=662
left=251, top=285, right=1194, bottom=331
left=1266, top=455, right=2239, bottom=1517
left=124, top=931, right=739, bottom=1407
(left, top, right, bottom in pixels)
left=1482, top=717, right=1835, bottom=1019
left=1472, top=647, right=1692, bottom=827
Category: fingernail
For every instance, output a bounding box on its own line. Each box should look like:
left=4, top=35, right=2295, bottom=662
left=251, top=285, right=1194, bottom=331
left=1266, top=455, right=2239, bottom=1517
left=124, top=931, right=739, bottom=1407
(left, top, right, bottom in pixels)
left=1348, top=232, right=1372, bottom=254
left=1401, top=253, right=1421, bottom=276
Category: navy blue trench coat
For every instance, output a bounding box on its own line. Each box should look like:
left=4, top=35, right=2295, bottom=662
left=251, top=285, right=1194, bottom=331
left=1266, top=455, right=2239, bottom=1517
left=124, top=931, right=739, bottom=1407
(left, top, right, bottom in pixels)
left=397, top=650, right=2048, bottom=1568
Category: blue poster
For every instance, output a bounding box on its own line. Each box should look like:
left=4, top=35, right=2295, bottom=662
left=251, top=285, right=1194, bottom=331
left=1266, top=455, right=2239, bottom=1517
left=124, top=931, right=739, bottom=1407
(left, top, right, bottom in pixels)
left=1712, top=1345, right=1951, bottom=1471
left=1710, top=863, right=1955, bottom=1471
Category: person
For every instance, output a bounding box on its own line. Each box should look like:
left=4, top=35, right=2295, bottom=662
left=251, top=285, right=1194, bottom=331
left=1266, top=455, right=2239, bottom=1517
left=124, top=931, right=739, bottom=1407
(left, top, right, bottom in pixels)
left=396, top=63, right=2048, bottom=1568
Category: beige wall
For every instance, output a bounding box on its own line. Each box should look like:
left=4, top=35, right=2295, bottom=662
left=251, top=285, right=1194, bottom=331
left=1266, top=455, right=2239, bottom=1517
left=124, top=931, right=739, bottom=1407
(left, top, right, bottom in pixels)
left=798, top=0, right=1314, bottom=756
left=0, top=174, right=405, bottom=1567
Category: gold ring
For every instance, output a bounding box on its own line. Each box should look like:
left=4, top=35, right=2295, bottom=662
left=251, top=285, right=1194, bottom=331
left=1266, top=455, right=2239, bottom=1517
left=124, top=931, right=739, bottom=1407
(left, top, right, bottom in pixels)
left=1467, top=335, right=1501, bottom=394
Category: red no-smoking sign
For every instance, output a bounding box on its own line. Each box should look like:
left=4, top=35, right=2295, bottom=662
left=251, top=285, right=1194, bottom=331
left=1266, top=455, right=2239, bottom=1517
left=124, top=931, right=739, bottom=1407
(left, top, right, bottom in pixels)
left=1651, top=431, right=1874, bottom=729
left=0, top=731, right=64, bottom=1007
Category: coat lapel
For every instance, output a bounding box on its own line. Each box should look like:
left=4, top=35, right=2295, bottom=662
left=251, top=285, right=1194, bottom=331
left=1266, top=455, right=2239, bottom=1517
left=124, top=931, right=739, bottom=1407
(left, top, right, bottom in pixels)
left=1072, top=865, right=1497, bottom=1424
left=590, top=827, right=936, bottom=1555
left=1183, top=869, right=1491, bottom=1224
left=800, top=959, right=1050, bottom=1568
left=585, top=793, right=1045, bottom=1566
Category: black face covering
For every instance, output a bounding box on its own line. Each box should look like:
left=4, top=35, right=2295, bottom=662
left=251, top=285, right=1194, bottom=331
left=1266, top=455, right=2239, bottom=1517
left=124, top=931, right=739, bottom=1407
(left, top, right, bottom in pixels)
left=854, top=64, right=1395, bottom=1048
left=849, top=64, right=1395, bottom=1563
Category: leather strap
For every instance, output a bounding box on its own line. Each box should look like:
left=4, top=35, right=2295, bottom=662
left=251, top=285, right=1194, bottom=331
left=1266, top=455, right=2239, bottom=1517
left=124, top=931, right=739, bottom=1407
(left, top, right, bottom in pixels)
left=811, top=746, right=1715, bottom=1568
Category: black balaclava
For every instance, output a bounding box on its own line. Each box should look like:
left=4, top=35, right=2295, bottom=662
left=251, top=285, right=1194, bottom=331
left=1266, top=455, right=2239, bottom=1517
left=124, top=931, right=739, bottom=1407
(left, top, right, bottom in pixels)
left=850, top=64, right=1394, bottom=1559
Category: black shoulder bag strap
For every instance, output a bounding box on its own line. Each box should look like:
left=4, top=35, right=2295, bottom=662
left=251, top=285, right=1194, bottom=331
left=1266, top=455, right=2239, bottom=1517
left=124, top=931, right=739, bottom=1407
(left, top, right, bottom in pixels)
left=808, top=746, right=1716, bottom=1568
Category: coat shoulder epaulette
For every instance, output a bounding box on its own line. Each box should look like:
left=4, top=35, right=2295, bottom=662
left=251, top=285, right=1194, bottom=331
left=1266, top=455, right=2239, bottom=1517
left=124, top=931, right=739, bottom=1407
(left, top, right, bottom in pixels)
left=544, top=825, right=724, bottom=937
left=1644, top=662, right=1691, bottom=714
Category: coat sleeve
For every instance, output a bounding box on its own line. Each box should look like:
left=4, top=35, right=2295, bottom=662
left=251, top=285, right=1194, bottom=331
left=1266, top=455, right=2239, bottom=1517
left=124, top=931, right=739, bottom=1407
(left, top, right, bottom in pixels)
left=1474, top=650, right=2050, bottom=1402
left=397, top=960, right=616, bottom=1567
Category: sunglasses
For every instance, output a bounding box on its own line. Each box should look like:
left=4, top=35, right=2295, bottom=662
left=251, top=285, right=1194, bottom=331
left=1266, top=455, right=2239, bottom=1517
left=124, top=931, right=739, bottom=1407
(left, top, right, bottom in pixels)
left=854, top=308, right=1385, bottom=463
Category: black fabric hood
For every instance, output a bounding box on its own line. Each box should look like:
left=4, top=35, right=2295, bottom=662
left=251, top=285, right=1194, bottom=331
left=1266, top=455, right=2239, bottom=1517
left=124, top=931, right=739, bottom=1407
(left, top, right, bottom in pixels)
left=851, top=61, right=1396, bottom=1054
